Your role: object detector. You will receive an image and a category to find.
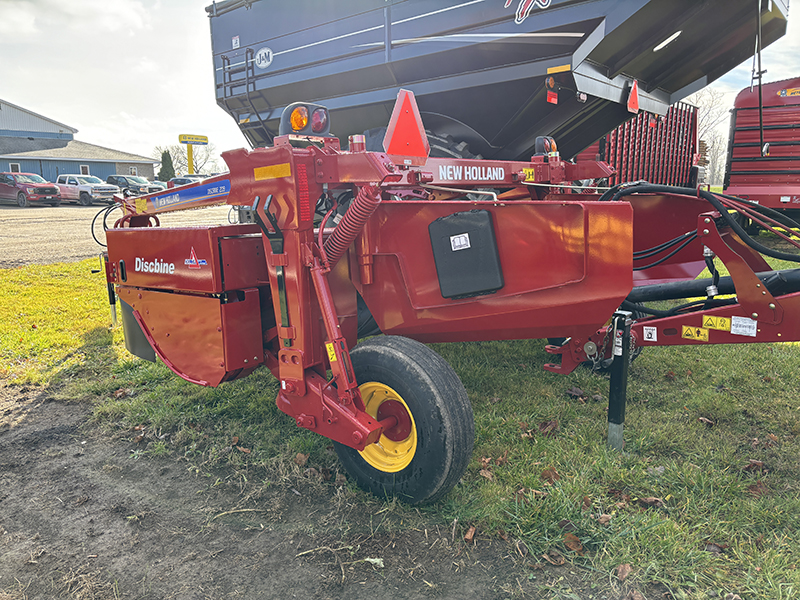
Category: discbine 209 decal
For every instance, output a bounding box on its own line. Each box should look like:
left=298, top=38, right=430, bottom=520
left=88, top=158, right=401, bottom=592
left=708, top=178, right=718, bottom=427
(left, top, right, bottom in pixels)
left=504, top=0, right=552, bottom=25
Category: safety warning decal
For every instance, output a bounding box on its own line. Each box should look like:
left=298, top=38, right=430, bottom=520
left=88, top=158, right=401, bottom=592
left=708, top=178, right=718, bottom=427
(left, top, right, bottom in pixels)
left=523, top=168, right=536, bottom=182
left=326, top=342, right=337, bottom=363
left=702, top=316, right=731, bottom=331
left=682, top=326, right=709, bottom=342
left=642, top=326, right=657, bottom=342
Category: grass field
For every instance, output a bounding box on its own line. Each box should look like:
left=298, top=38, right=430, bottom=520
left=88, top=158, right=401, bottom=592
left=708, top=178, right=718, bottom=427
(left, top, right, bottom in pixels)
left=1, top=251, right=799, bottom=599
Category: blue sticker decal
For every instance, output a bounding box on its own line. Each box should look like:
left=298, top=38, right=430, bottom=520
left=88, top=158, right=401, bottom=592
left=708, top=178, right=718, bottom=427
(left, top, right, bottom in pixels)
left=151, top=179, right=230, bottom=210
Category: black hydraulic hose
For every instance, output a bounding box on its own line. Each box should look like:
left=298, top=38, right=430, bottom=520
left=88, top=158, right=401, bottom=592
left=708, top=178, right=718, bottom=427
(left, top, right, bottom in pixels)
left=92, top=204, right=122, bottom=247
left=717, top=191, right=800, bottom=231
left=633, top=231, right=695, bottom=259
left=611, top=184, right=800, bottom=264
left=622, top=298, right=737, bottom=318
left=633, top=234, right=697, bottom=271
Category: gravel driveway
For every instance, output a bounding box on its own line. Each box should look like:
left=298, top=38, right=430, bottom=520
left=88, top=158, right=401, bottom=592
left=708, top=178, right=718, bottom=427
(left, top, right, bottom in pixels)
left=0, top=204, right=235, bottom=268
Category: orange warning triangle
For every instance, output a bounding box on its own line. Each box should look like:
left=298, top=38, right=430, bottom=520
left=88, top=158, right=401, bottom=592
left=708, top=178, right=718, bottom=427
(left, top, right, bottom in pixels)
left=383, top=89, right=430, bottom=165
left=627, top=80, right=640, bottom=114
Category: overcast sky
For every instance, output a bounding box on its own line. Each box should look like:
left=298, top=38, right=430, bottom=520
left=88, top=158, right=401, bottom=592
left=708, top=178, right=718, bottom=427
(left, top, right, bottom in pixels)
left=1, top=0, right=798, bottom=166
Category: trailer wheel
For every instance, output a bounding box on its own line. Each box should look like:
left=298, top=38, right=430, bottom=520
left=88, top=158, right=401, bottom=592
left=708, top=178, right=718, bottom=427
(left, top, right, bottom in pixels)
left=334, top=336, right=474, bottom=505
left=17, top=193, right=28, bottom=208
left=79, top=192, right=93, bottom=206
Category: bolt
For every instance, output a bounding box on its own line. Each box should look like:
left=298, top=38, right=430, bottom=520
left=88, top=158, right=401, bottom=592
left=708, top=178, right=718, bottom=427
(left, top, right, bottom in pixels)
left=244, top=359, right=248, bottom=363
left=316, top=159, right=323, bottom=165
left=217, top=326, right=222, bottom=332
left=769, top=303, right=776, bottom=309
left=751, top=313, right=759, bottom=319
left=702, top=229, right=710, bottom=235
left=352, top=431, right=363, bottom=444
left=704, top=218, right=711, bottom=224
left=284, top=381, right=296, bottom=393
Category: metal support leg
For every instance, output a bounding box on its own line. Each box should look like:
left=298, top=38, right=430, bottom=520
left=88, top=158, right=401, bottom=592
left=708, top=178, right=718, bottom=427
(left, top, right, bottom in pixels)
left=608, top=311, right=632, bottom=451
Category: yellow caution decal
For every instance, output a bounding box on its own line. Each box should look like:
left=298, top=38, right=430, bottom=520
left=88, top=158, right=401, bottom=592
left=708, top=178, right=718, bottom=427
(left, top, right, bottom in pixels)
left=326, top=342, right=337, bottom=363
left=523, top=168, right=536, bottom=182
left=702, top=316, right=731, bottom=331
left=682, top=326, right=709, bottom=342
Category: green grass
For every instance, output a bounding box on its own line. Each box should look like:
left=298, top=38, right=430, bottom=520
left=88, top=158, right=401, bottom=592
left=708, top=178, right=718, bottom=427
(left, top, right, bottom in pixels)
left=2, top=256, right=800, bottom=599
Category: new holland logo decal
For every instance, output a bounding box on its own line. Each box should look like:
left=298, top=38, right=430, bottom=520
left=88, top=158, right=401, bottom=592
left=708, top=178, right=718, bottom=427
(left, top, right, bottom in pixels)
left=185, top=247, right=208, bottom=269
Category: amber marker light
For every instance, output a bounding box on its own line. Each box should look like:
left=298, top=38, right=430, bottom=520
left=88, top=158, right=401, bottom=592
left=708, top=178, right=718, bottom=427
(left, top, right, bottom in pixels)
left=290, top=106, right=309, bottom=131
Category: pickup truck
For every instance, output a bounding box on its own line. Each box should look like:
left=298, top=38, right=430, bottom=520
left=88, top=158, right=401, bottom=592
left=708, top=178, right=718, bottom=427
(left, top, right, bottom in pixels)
left=55, top=175, right=120, bottom=206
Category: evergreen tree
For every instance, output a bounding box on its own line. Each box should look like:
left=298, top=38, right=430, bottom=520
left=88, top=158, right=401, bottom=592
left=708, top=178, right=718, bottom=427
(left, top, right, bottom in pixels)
left=157, top=151, right=176, bottom=181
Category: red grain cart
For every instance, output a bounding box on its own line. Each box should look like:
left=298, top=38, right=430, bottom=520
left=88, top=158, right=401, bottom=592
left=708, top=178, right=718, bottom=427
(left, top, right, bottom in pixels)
left=102, top=93, right=800, bottom=504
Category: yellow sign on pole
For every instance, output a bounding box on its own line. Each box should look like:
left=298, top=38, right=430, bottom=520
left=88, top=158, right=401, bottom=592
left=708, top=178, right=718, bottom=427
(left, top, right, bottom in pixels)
left=178, top=134, right=208, bottom=175
left=178, top=134, right=208, bottom=145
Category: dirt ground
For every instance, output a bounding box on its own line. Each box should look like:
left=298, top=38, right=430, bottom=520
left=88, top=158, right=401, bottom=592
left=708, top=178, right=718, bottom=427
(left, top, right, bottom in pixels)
left=0, top=205, right=662, bottom=600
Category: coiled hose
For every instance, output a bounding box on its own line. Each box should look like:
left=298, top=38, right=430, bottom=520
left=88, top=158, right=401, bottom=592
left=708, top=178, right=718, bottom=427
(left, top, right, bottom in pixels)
left=322, top=185, right=381, bottom=268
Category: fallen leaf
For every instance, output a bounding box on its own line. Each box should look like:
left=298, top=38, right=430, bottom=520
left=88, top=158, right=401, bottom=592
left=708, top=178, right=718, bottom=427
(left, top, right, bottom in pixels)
left=334, top=473, right=347, bottom=485
left=723, top=594, right=742, bottom=600
left=743, top=459, right=765, bottom=472
left=637, top=496, right=665, bottom=508
left=748, top=481, right=768, bottom=497
left=479, top=456, right=493, bottom=468
left=320, top=468, right=332, bottom=481
left=114, top=388, right=132, bottom=399
left=566, top=386, right=585, bottom=399
left=479, top=469, right=494, bottom=481
left=538, top=420, right=559, bottom=437
left=540, top=467, right=560, bottom=485
left=768, top=433, right=779, bottom=443
left=581, top=496, right=591, bottom=511
left=231, top=436, right=239, bottom=446
left=591, top=394, right=603, bottom=402
left=558, top=519, right=576, bottom=531
left=517, top=421, right=529, bottom=431
left=294, top=453, right=309, bottom=467
left=495, top=450, right=509, bottom=467
left=623, top=592, right=644, bottom=600
left=489, top=396, right=502, bottom=404
left=133, top=425, right=145, bottom=431
left=665, top=370, right=676, bottom=381
left=304, top=467, right=320, bottom=478
left=235, top=446, right=251, bottom=454
left=541, top=549, right=565, bottom=566
left=703, top=542, right=726, bottom=554
left=617, top=563, right=632, bottom=581
left=464, top=526, right=476, bottom=543
left=698, top=417, right=715, bottom=427
left=363, top=557, right=384, bottom=568
left=31, top=324, right=37, bottom=329
left=763, top=376, right=773, bottom=383
left=497, top=529, right=508, bottom=541
left=133, top=435, right=144, bottom=444
left=563, top=532, right=583, bottom=554
left=598, top=514, right=612, bottom=525
left=516, top=540, right=529, bottom=557
left=750, top=437, right=760, bottom=449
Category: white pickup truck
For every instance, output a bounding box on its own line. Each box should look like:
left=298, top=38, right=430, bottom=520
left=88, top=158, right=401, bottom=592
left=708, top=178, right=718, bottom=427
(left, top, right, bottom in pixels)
left=55, top=175, right=120, bottom=206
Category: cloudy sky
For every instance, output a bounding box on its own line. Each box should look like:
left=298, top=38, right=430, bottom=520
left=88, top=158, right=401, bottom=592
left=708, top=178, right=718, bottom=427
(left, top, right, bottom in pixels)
left=1, top=0, right=798, bottom=164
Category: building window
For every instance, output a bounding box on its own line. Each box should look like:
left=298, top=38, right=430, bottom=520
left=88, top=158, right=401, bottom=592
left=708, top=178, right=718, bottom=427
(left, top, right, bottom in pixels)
left=80, top=165, right=90, bottom=175
left=129, top=166, right=138, bottom=176
left=9, top=163, right=20, bottom=173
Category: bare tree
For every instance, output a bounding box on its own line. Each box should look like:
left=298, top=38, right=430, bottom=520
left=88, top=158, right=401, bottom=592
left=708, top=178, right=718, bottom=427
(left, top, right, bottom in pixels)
left=686, top=88, right=731, bottom=186
left=152, top=144, right=221, bottom=176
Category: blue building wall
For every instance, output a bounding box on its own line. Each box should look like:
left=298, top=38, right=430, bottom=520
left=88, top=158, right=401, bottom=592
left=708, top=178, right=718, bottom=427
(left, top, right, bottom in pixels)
left=2, top=159, right=119, bottom=182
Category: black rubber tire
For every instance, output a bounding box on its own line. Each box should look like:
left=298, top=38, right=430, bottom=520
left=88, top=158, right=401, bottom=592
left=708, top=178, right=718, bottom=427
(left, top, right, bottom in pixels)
left=50, top=198, right=61, bottom=207
left=334, top=336, right=474, bottom=505
left=79, top=192, right=93, bottom=206
left=17, top=192, right=28, bottom=208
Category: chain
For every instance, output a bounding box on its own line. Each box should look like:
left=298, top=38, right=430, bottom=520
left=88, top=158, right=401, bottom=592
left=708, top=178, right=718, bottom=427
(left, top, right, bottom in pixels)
left=589, top=326, right=613, bottom=371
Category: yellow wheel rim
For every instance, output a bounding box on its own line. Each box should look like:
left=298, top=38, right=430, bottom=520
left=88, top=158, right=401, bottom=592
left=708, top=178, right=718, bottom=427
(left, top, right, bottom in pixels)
left=359, top=382, right=417, bottom=473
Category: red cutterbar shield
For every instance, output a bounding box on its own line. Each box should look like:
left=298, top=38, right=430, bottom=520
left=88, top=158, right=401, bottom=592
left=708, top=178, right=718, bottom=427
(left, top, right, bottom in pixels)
left=383, top=89, right=430, bottom=166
